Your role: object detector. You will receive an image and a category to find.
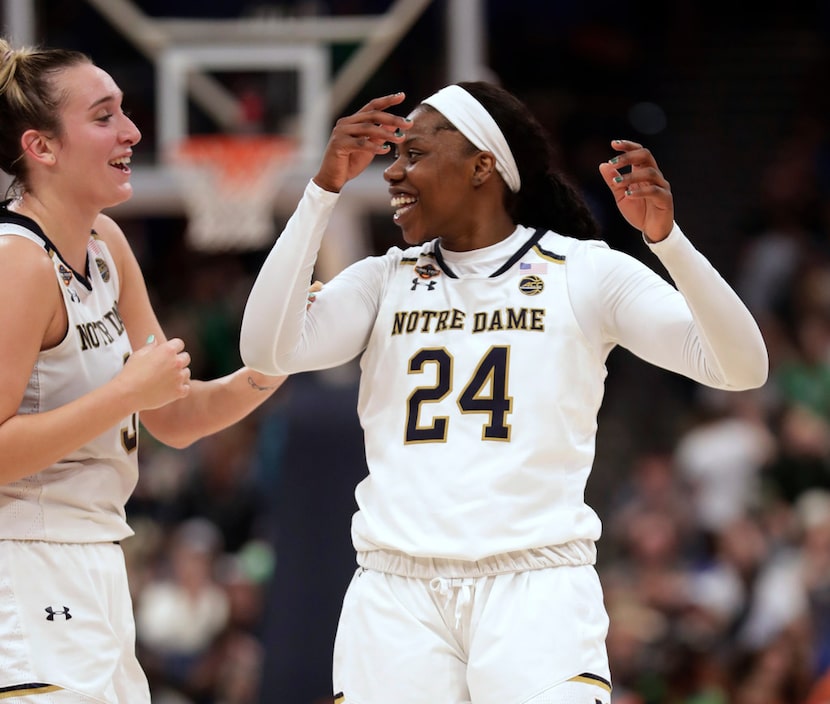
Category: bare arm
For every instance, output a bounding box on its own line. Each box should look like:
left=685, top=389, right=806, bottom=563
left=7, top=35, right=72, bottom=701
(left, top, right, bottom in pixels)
left=0, top=234, right=191, bottom=483
left=102, top=214, right=286, bottom=448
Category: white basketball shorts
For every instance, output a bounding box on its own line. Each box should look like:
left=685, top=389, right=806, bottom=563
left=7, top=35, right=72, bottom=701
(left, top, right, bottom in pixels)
left=0, top=540, right=150, bottom=703
left=333, top=558, right=611, bottom=704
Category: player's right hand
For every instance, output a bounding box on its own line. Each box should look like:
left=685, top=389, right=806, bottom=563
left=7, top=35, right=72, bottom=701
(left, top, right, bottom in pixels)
left=120, top=337, right=192, bottom=410
left=312, top=93, right=410, bottom=193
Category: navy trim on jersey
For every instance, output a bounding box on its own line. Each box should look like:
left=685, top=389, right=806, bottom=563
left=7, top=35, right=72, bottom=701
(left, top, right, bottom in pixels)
left=490, top=228, right=546, bottom=277
left=431, top=242, right=458, bottom=278
left=0, top=683, right=63, bottom=699
left=567, top=672, right=612, bottom=693
left=432, top=228, right=547, bottom=278
left=0, top=200, right=93, bottom=290
left=534, top=243, right=567, bottom=263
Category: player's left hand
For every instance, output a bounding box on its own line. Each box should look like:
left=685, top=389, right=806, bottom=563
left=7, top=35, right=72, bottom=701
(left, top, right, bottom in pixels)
left=598, top=140, right=673, bottom=242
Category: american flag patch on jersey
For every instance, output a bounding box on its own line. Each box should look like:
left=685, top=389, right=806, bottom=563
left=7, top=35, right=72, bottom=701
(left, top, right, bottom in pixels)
left=520, top=262, right=547, bottom=275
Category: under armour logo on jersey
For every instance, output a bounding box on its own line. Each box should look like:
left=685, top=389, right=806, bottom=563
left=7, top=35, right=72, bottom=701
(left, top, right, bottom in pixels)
left=45, top=606, right=72, bottom=621
left=411, top=278, right=437, bottom=291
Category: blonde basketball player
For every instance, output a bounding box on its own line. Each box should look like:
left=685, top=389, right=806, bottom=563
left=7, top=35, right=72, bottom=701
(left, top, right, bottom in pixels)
left=240, top=83, right=769, bottom=703
left=0, top=39, right=287, bottom=703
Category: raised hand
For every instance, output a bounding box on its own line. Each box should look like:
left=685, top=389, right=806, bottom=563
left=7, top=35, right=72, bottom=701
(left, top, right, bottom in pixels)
left=119, top=337, right=192, bottom=411
left=598, top=139, right=674, bottom=242
left=313, top=93, right=410, bottom=194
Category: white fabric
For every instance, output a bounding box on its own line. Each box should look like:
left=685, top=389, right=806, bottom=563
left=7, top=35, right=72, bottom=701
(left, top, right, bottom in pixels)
left=332, top=563, right=610, bottom=704
left=429, top=576, right=475, bottom=629
left=0, top=222, right=137, bottom=543
left=0, top=541, right=150, bottom=703
left=352, top=225, right=606, bottom=558
left=240, top=181, right=767, bottom=560
left=523, top=679, right=612, bottom=704
left=422, top=84, right=521, bottom=192
left=1, top=692, right=104, bottom=703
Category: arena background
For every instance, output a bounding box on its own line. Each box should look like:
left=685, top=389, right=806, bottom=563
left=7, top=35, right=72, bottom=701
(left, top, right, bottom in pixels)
left=4, top=2, right=830, bottom=703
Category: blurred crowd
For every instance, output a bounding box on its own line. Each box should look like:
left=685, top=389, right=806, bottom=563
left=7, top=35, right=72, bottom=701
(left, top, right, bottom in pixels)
left=595, top=45, right=830, bottom=701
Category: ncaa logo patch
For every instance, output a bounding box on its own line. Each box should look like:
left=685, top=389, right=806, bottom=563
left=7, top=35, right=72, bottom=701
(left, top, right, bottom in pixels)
left=96, top=257, right=110, bottom=282
left=58, top=263, right=73, bottom=286
left=414, top=262, right=440, bottom=280
left=519, top=275, right=544, bottom=295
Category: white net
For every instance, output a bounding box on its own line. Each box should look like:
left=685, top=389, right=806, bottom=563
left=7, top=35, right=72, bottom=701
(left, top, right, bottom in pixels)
left=168, top=135, right=296, bottom=252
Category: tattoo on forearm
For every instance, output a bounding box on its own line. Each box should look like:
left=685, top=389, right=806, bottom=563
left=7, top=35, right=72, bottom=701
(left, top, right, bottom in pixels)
left=247, top=375, right=280, bottom=392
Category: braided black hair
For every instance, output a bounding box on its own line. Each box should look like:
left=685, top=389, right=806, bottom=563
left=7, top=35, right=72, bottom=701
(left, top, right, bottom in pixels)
left=457, top=81, right=600, bottom=238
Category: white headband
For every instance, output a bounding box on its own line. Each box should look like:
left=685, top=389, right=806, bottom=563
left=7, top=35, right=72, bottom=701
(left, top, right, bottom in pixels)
left=422, top=84, right=521, bottom=193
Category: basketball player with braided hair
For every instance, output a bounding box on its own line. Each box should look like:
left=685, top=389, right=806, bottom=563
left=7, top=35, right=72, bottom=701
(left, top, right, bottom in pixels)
left=240, top=83, right=768, bottom=703
left=0, top=37, right=288, bottom=702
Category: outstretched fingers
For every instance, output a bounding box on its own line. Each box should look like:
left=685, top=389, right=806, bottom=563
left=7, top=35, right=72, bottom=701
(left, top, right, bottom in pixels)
left=314, top=92, right=410, bottom=192
left=338, top=94, right=408, bottom=146
left=598, top=139, right=674, bottom=241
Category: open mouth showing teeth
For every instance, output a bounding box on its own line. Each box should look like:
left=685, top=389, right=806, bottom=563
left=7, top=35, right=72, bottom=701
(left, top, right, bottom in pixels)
left=390, top=194, right=417, bottom=219
left=109, top=157, right=131, bottom=172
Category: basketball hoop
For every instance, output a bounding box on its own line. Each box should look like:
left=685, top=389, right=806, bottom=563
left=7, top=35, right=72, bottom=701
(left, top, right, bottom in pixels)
left=167, top=134, right=297, bottom=252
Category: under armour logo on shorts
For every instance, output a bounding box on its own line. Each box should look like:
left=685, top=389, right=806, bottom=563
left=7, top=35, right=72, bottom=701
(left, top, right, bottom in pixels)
left=45, top=606, right=72, bottom=620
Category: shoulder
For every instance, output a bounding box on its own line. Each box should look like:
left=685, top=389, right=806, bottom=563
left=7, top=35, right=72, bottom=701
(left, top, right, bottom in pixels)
left=0, top=227, right=54, bottom=280
left=533, top=227, right=609, bottom=252
left=0, top=207, right=59, bottom=301
left=91, top=212, right=128, bottom=246
left=336, top=241, right=438, bottom=287
left=0, top=208, right=49, bottom=255
left=365, top=240, right=437, bottom=268
left=0, top=227, right=61, bottom=347
left=538, top=230, right=658, bottom=301
left=536, top=230, right=613, bottom=270
left=90, top=212, right=133, bottom=265
left=395, top=241, right=433, bottom=261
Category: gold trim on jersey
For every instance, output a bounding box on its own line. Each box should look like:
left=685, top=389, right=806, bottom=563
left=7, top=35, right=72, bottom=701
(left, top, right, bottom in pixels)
left=532, top=243, right=567, bottom=263
left=567, top=672, right=612, bottom=693
left=0, top=684, right=63, bottom=699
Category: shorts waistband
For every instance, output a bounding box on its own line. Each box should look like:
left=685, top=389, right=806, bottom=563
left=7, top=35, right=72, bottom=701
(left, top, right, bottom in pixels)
left=356, top=540, right=596, bottom=579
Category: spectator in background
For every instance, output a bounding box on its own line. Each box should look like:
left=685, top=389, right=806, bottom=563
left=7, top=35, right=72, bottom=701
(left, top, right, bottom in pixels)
left=765, top=403, right=830, bottom=505
left=673, top=389, right=776, bottom=543
left=136, top=518, right=230, bottom=702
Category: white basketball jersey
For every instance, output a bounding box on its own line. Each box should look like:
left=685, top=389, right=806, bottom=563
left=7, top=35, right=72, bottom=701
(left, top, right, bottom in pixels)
left=353, top=226, right=606, bottom=560
left=0, top=212, right=137, bottom=542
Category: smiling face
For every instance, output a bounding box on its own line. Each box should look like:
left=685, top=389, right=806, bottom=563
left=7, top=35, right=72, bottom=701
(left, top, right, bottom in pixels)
left=383, top=105, right=483, bottom=248
left=46, top=63, right=141, bottom=210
